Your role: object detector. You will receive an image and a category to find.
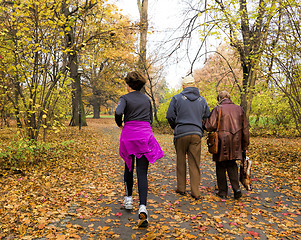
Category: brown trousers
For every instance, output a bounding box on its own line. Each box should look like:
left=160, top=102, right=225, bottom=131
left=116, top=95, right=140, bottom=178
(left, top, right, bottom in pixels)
left=215, top=160, right=240, bottom=196
left=174, top=134, right=202, bottom=198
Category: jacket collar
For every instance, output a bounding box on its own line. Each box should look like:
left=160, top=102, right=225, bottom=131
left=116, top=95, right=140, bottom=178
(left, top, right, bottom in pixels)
left=219, top=98, right=233, bottom=105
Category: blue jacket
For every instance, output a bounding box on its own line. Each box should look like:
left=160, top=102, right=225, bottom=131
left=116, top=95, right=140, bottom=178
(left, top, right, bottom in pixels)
left=166, top=87, right=210, bottom=139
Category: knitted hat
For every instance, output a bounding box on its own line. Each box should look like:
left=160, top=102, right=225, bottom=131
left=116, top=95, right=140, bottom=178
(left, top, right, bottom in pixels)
left=182, top=75, right=195, bottom=85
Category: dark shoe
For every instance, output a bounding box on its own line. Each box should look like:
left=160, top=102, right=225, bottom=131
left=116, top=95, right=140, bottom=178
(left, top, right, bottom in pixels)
left=216, top=192, right=227, bottom=199
left=191, top=195, right=200, bottom=200
left=176, top=189, right=186, bottom=195
left=234, top=190, right=242, bottom=199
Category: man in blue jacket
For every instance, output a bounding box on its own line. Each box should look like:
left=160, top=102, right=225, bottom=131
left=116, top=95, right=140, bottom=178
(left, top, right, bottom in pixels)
left=166, top=75, right=210, bottom=199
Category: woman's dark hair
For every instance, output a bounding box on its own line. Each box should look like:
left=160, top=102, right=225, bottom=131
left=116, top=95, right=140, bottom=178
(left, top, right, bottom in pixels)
left=125, top=71, right=147, bottom=91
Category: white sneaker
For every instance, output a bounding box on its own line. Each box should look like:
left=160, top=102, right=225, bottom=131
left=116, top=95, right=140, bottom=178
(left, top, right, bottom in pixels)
left=123, top=196, right=133, bottom=210
left=137, top=204, right=148, bottom=228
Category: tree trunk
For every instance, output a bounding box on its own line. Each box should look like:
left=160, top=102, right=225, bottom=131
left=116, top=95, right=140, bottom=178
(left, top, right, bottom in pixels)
left=137, top=0, right=148, bottom=74
left=147, top=76, right=160, bottom=125
left=80, top=100, right=87, bottom=126
left=240, top=62, right=256, bottom=118
left=62, top=1, right=87, bottom=128
left=68, top=51, right=82, bottom=127
left=93, top=101, right=101, bottom=119
left=152, top=99, right=160, bottom=125
left=223, top=0, right=274, bottom=119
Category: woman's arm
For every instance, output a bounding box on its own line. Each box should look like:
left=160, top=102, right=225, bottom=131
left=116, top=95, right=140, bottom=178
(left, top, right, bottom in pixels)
left=204, top=107, right=218, bottom=132
left=115, top=97, right=126, bottom=127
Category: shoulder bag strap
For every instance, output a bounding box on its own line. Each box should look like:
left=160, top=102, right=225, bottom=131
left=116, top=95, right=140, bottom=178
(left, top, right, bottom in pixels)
left=217, top=106, right=222, bottom=132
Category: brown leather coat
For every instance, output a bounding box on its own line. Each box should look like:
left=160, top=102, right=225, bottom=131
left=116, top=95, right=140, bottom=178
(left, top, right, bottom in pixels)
left=204, top=99, right=249, bottom=162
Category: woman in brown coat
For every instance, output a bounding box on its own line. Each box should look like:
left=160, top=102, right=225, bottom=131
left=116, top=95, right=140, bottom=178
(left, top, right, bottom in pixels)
left=205, top=91, right=249, bottom=199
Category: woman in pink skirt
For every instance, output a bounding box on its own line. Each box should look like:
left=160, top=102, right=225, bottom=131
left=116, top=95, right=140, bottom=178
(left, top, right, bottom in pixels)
left=115, top=71, right=164, bottom=227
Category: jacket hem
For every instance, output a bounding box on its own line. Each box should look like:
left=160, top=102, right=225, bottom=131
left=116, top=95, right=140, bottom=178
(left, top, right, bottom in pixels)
left=174, top=131, right=203, bottom=139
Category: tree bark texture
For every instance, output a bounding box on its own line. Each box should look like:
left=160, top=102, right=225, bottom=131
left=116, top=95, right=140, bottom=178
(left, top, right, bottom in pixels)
left=137, top=0, right=148, bottom=74
left=230, top=0, right=274, bottom=118
left=62, top=1, right=87, bottom=127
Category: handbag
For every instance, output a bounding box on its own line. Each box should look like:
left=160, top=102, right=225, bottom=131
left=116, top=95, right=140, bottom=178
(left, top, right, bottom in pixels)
left=239, top=155, right=252, bottom=190
left=207, top=107, right=221, bottom=154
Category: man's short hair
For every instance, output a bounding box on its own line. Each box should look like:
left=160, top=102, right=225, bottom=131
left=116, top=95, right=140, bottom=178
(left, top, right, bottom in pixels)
left=217, top=90, right=231, bottom=101
left=125, top=71, right=147, bottom=91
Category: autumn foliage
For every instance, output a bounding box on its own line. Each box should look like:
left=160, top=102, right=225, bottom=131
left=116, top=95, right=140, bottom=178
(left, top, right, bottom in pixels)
left=0, top=0, right=301, bottom=238
left=0, top=119, right=300, bottom=239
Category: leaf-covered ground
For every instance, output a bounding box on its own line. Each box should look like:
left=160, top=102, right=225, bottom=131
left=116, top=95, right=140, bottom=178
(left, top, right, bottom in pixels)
left=0, top=119, right=300, bottom=239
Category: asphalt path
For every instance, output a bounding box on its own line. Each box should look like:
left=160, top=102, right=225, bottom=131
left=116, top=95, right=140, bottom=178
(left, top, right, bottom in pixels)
left=56, top=124, right=301, bottom=240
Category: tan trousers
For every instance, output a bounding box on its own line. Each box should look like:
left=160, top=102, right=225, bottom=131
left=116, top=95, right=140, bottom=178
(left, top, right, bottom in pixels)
left=174, top=134, right=202, bottom=198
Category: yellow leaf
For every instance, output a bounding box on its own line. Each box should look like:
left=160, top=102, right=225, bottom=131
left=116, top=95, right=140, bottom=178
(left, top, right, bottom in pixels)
left=65, top=223, right=73, bottom=228
left=185, top=233, right=197, bottom=239
left=99, top=226, right=110, bottom=231
left=56, top=235, right=66, bottom=240
left=37, top=222, right=46, bottom=229
left=68, top=234, right=81, bottom=239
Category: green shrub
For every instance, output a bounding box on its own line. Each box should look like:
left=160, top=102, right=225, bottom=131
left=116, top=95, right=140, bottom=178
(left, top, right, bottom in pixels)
left=0, top=139, right=74, bottom=168
left=250, top=84, right=298, bottom=137
left=157, top=89, right=181, bottom=124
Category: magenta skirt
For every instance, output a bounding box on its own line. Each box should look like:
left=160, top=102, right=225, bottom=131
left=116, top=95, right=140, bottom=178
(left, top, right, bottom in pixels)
left=119, top=121, right=164, bottom=170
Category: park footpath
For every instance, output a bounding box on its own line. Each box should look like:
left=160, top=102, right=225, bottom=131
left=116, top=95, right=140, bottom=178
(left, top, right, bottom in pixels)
left=47, top=123, right=300, bottom=240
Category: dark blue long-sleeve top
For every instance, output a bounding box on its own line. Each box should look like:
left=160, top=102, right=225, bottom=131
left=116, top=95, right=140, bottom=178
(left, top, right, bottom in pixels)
left=115, top=91, right=153, bottom=127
